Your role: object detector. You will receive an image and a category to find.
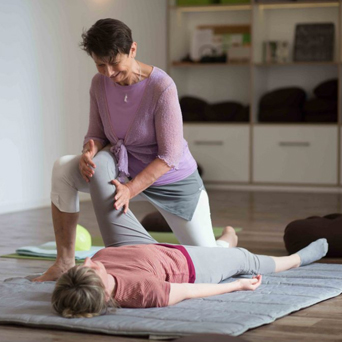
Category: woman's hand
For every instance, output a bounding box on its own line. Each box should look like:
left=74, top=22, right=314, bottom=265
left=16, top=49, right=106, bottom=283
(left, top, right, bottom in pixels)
left=237, top=275, right=262, bottom=291
left=111, top=179, right=131, bottom=213
left=168, top=276, right=263, bottom=306
left=79, top=139, right=96, bottom=183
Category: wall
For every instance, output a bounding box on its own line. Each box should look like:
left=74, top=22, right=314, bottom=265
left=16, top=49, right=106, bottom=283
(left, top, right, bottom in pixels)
left=0, top=0, right=167, bottom=214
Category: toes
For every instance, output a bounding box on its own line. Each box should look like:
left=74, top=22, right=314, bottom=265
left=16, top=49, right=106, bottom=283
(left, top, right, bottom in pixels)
left=226, top=226, right=236, bottom=234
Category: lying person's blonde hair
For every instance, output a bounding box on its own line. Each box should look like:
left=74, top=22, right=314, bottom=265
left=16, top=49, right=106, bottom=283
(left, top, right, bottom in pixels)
left=51, top=265, right=118, bottom=318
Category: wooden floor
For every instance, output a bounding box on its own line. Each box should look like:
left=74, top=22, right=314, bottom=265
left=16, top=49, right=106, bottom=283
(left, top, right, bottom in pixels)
left=1, top=189, right=342, bottom=342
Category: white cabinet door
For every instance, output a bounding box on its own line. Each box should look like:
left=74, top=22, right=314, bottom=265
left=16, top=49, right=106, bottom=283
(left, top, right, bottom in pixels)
left=253, top=126, right=338, bottom=184
left=183, top=124, right=250, bottom=182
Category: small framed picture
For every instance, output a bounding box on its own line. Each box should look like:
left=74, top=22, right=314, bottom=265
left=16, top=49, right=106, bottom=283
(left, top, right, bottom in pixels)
left=294, top=23, right=334, bottom=62
left=263, top=41, right=289, bottom=63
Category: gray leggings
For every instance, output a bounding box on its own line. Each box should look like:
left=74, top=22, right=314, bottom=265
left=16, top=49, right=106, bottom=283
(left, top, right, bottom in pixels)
left=51, top=146, right=227, bottom=247
left=184, top=246, right=276, bottom=283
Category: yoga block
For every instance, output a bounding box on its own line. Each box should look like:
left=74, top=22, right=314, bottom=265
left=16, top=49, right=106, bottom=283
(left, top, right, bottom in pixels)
left=284, top=213, right=342, bottom=258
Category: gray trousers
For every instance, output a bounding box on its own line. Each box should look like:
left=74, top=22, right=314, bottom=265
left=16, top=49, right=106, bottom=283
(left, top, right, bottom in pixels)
left=184, top=246, right=276, bottom=284
left=51, top=147, right=157, bottom=247
left=51, top=145, right=227, bottom=247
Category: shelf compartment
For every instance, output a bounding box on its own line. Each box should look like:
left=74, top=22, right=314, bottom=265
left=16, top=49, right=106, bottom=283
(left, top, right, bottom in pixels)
left=184, top=124, right=250, bottom=182
left=253, top=125, right=338, bottom=184
left=252, top=4, right=339, bottom=65
left=172, top=61, right=251, bottom=66
left=254, top=62, right=340, bottom=67
left=170, top=1, right=338, bottom=11
left=170, top=4, right=252, bottom=12
left=171, top=61, right=339, bottom=67
left=256, top=1, right=339, bottom=10
left=255, top=120, right=338, bottom=125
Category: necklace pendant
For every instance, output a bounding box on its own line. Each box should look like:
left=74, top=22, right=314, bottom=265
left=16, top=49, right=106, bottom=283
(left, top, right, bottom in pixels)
left=124, top=94, right=128, bottom=103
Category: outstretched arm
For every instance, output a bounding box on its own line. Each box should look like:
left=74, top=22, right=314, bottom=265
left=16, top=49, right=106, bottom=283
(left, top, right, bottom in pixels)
left=168, top=275, right=262, bottom=306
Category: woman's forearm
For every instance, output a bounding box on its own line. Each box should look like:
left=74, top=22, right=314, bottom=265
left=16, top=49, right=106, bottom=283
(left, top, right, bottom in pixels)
left=168, top=281, right=242, bottom=306
left=125, top=158, right=171, bottom=198
left=185, top=282, right=241, bottom=299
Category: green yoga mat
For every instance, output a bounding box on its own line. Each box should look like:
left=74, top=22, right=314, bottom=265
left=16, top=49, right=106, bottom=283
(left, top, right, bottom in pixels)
left=1, top=227, right=242, bottom=261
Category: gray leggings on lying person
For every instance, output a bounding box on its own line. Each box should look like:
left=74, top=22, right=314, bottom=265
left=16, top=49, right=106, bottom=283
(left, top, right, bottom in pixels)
left=184, top=246, right=276, bottom=283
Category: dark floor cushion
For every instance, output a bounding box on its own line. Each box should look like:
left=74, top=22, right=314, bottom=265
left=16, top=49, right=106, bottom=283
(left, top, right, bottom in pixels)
left=313, top=79, right=338, bottom=100
left=235, top=105, right=250, bottom=122
left=303, top=98, right=337, bottom=122
left=284, top=214, right=342, bottom=257
left=141, top=211, right=172, bottom=232
left=304, top=98, right=337, bottom=114
left=204, top=102, right=244, bottom=122
left=304, top=111, right=337, bottom=122
left=259, top=87, right=306, bottom=110
left=180, top=96, right=208, bottom=122
left=258, top=107, right=303, bottom=122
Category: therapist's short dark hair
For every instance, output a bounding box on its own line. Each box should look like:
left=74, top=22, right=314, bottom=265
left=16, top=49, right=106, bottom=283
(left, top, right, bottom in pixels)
left=80, top=18, right=133, bottom=62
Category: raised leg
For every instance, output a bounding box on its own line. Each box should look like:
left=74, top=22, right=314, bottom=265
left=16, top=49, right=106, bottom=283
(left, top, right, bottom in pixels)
left=88, top=147, right=157, bottom=247
left=34, top=147, right=158, bottom=282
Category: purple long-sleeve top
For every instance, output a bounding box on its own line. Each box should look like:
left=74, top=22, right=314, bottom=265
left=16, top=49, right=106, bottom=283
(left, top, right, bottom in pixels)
left=83, top=66, right=197, bottom=186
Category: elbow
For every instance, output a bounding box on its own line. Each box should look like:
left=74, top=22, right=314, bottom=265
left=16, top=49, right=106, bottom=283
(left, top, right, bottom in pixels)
left=148, top=174, right=158, bottom=187
left=157, top=156, right=178, bottom=171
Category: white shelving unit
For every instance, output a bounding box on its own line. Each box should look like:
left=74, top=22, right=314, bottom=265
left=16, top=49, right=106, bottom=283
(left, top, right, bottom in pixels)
left=168, top=0, right=341, bottom=190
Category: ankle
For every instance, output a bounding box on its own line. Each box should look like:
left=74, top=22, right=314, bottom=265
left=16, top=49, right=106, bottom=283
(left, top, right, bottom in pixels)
left=292, top=254, right=301, bottom=268
left=55, top=259, right=75, bottom=270
left=217, top=226, right=238, bottom=248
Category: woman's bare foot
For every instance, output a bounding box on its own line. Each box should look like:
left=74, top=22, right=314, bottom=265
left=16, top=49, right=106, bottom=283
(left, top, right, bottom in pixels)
left=217, top=226, right=238, bottom=248
left=32, top=262, right=75, bottom=282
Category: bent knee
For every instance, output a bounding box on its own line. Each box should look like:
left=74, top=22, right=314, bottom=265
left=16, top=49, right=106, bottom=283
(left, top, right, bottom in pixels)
left=92, top=150, right=118, bottom=180
left=51, top=155, right=81, bottom=213
left=52, top=155, right=80, bottom=180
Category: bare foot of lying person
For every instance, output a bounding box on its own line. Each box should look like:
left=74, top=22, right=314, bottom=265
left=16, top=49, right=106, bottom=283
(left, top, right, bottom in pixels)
left=32, top=262, right=75, bottom=282
left=217, top=226, right=238, bottom=248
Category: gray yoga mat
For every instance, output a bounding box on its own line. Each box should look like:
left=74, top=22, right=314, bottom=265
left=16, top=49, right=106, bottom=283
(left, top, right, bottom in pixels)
left=0, top=263, right=341, bottom=339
